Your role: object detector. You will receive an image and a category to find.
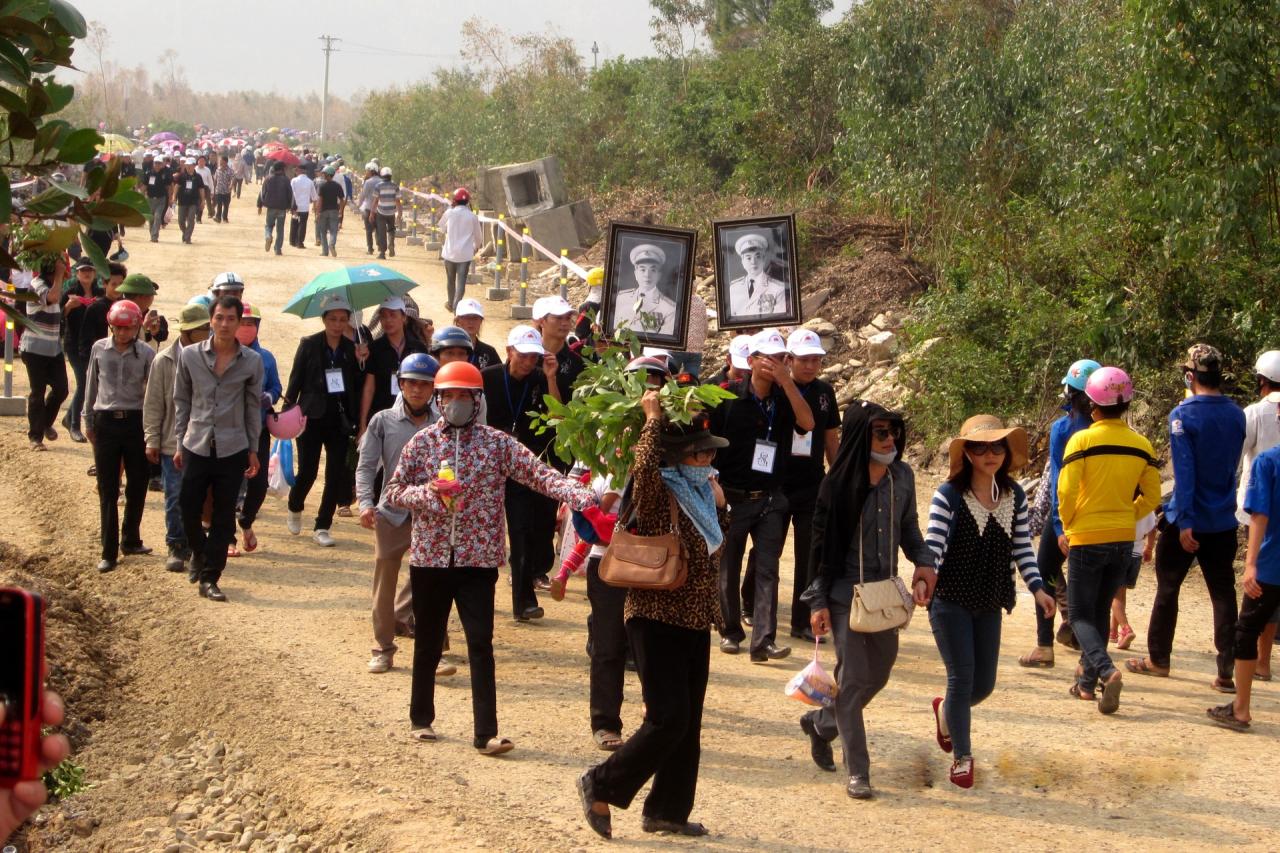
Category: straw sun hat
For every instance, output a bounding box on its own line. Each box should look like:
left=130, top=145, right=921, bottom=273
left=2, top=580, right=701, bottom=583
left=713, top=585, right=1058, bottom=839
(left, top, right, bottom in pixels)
left=947, top=414, right=1028, bottom=479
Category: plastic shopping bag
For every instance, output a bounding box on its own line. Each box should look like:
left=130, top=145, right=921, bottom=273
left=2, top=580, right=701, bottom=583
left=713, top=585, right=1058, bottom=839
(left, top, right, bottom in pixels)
left=268, top=438, right=295, bottom=497
left=785, top=642, right=838, bottom=708
left=163, top=205, right=175, bottom=225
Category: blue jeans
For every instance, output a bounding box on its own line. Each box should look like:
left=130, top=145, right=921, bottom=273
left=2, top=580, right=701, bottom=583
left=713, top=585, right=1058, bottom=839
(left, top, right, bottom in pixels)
left=1035, top=531, right=1068, bottom=646
left=1067, top=542, right=1129, bottom=691
left=928, top=597, right=1001, bottom=758
left=318, top=209, right=341, bottom=254
left=160, top=454, right=185, bottom=548
left=264, top=208, right=287, bottom=252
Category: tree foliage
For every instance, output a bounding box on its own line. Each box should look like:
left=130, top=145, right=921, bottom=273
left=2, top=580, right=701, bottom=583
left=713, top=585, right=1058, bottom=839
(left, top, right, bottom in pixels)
left=351, top=0, right=1280, bottom=442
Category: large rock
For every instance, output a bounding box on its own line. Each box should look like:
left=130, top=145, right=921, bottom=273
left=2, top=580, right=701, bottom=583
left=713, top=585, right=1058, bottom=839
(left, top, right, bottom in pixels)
left=523, top=200, right=599, bottom=253
left=800, top=287, right=831, bottom=319
left=866, top=330, right=898, bottom=363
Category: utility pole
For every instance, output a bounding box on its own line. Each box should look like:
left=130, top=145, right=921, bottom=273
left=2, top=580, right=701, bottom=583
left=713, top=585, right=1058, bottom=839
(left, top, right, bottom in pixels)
left=591, top=41, right=599, bottom=71
left=319, top=35, right=341, bottom=141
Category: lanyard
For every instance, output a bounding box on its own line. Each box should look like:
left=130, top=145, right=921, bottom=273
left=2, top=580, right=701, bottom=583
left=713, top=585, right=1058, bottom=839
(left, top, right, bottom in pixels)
left=326, top=344, right=343, bottom=370
left=749, top=385, right=776, bottom=441
left=503, top=370, right=529, bottom=432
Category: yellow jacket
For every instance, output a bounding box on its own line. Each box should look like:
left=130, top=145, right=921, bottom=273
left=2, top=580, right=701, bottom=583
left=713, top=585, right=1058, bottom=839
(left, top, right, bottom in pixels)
left=1057, top=418, right=1162, bottom=546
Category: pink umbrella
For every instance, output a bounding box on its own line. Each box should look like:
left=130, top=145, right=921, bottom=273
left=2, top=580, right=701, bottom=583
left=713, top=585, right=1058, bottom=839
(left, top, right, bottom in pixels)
left=265, top=148, right=300, bottom=166
left=149, top=131, right=180, bottom=143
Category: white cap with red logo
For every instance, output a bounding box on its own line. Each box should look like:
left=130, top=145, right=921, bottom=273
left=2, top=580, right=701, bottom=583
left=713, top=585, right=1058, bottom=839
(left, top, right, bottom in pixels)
left=506, top=325, right=546, bottom=355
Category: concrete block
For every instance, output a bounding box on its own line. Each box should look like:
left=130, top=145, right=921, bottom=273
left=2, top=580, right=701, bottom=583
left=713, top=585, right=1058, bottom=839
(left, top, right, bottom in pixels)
left=488, top=286, right=511, bottom=302
left=496, top=157, right=568, bottom=218
left=509, top=303, right=532, bottom=319
left=0, top=396, right=25, bottom=416
left=406, top=236, right=423, bottom=246
left=524, top=201, right=599, bottom=253
left=475, top=166, right=505, bottom=211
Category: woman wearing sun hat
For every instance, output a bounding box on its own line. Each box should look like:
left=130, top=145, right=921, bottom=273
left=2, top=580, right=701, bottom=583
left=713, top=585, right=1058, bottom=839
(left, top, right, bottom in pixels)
left=921, top=415, right=1056, bottom=788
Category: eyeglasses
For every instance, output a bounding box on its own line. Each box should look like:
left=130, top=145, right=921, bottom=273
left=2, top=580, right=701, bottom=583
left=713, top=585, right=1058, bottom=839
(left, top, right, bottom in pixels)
left=871, top=426, right=902, bottom=441
left=966, top=441, right=1008, bottom=456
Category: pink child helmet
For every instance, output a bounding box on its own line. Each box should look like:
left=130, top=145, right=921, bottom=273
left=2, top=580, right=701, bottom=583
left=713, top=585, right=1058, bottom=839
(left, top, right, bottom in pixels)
left=1084, top=366, right=1134, bottom=406
left=267, top=404, right=307, bottom=439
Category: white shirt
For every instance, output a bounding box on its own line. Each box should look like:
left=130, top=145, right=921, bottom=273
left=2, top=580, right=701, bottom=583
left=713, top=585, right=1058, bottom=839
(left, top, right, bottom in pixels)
left=439, top=204, right=484, bottom=263
left=194, top=165, right=213, bottom=191
left=589, top=475, right=620, bottom=558
left=1238, top=397, right=1280, bottom=524
left=290, top=174, right=317, bottom=210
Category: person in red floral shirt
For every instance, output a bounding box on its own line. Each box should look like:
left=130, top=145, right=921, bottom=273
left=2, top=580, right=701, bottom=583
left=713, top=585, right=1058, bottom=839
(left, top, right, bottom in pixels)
left=383, top=360, right=596, bottom=755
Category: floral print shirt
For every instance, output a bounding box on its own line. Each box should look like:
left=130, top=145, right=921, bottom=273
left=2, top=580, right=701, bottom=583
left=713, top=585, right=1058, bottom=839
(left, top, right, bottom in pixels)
left=384, top=421, right=596, bottom=568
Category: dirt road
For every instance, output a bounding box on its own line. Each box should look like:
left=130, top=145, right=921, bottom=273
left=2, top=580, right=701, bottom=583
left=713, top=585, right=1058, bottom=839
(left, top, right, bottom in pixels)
left=2, top=190, right=1276, bottom=852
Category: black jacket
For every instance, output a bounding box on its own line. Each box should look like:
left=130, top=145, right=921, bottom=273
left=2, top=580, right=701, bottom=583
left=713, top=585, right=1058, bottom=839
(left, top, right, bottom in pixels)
left=258, top=173, right=293, bottom=211
left=284, top=331, right=363, bottom=422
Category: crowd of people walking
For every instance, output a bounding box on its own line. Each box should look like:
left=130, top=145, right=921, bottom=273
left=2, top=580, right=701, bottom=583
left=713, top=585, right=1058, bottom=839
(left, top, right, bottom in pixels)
left=9, top=157, right=1280, bottom=842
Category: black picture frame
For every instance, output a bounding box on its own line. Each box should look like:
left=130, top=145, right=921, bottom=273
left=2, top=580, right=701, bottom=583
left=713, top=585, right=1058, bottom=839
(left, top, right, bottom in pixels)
left=600, top=221, right=698, bottom=350
left=712, top=214, right=801, bottom=331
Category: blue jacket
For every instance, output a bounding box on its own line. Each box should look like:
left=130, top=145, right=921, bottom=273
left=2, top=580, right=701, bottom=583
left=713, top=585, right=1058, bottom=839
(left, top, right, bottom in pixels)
left=1046, top=407, right=1093, bottom=537
left=1165, top=394, right=1246, bottom=533
left=250, top=339, right=282, bottom=424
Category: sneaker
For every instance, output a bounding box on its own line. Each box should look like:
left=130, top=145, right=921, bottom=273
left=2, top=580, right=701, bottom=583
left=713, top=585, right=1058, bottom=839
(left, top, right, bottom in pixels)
left=313, top=529, right=336, bottom=547
left=367, top=652, right=393, bottom=673
left=336, top=505, right=353, bottom=517
left=286, top=511, right=302, bottom=535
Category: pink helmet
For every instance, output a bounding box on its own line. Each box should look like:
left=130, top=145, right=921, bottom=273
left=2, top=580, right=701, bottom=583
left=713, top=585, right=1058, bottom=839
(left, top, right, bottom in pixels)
left=267, top=404, right=307, bottom=439
left=1084, top=366, right=1134, bottom=406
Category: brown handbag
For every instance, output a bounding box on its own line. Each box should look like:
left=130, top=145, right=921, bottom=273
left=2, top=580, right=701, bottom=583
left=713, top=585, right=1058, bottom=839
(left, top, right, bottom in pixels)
left=598, top=492, right=688, bottom=591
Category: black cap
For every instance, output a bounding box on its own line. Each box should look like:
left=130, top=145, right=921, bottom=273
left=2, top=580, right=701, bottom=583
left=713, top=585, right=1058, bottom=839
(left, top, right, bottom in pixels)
left=74, top=256, right=96, bottom=271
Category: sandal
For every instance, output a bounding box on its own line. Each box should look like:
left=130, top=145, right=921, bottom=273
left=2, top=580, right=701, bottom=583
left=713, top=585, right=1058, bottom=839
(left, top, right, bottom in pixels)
left=1098, top=671, right=1123, bottom=715
left=409, top=726, right=437, bottom=742
left=1068, top=683, right=1095, bottom=701
left=550, top=577, right=566, bottom=602
left=1018, top=646, right=1055, bottom=668
left=593, top=729, right=623, bottom=751
left=477, top=737, right=514, bottom=756
left=242, top=527, right=258, bottom=553
left=1212, top=677, right=1237, bottom=694
left=1206, top=702, right=1250, bottom=731
left=576, top=771, right=612, bottom=839
left=1257, top=671, right=1273, bottom=682
left=1116, top=624, right=1136, bottom=650
left=226, top=543, right=241, bottom=558
left=1125, top=657, right=1169, bottom=677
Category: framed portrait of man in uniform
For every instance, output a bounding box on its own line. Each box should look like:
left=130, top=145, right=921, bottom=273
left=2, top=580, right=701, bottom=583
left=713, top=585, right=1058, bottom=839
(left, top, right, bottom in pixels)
left=600, top=221, right=697, bottom=350
left=712, top=214, right=801, bottom=331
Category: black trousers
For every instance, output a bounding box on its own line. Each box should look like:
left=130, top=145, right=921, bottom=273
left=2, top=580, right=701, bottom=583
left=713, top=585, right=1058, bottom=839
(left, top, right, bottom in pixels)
left=91, top=411, right=148, bottom=560
left=505, top=483, right=558, bottom=615
left=1234, top=582, right=1280, bottom=661
left=409, top=565, right=499, bottom=745
left=289, top=211, right=310, bottom=247
left=719, top=491, right=789, bottom=653
left=1035, top=530, right=1070, bottom=646
left=20, top=351, right=68, bottom=442
left=364, top=212, right=376, bottom=252
left=785, top=483, right=818, bottom=634
left=589, top=618, right=709, bottom=824
left=288, top=411, right=351, bottom=531
left=1146, top=526, right=1239, bottom=679
left=239, top=428, right=271, bottom=531
left=587, top=556, right=629, bottom=734
left=180, top=446, right=248, bottom=582
left=375, top=212, right=396, bottom=254
left=213, top=193, right=231, bottom=221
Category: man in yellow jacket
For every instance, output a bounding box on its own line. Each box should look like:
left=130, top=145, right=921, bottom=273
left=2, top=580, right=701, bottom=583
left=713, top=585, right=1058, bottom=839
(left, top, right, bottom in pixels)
left=1057, top=366, right=1162, bottom=715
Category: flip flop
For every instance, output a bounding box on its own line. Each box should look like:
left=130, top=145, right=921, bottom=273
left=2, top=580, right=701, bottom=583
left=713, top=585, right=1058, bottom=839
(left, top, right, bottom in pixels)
left=242, top=527, right=258, bottom=553
left=477, top=737, right=514, bottom=756
left=1125, top=657, right=1169, bottom=677
left=1257, top=671, right=1273, bottom=682
left=1206, top=702, right=1250, bottom=731
left=1018, top=648, right=1055, bottom=668
left=1116, top=625, right=1136, bottom=650
left=226, top=543, right=241, bottom=558
left=1068, top=683, right=1095, bottom=701
left=409, top=726, right=437, bottom=742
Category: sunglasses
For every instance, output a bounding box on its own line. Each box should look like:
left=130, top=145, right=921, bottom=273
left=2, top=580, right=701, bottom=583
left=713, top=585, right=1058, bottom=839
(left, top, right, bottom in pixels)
left=871, top=426, right=902, bottom=441
left=966, top=441, right=1008, bottom=456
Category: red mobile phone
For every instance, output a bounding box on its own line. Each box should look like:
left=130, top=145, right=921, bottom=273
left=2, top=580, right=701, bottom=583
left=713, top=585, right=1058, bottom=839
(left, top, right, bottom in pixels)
left=0, top=587, right=44, bottom=787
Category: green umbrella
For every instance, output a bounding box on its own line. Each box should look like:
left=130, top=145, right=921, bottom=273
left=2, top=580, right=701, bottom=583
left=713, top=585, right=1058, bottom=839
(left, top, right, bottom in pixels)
left=282, top=264, right=418, bottom=318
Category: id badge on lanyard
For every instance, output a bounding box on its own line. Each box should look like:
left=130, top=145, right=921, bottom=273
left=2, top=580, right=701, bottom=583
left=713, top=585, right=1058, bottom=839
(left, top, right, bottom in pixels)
left=791, top=430, right=813, bottom=457
left=325, top=368, right=345, bottom=393
left=752, top=440, right=778, bottom=473
left=390, top=372, right=400, bottom=396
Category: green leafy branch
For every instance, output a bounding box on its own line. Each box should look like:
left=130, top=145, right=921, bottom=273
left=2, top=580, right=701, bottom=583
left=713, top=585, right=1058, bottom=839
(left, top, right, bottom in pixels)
left=533, top=330, right=736, bottom=483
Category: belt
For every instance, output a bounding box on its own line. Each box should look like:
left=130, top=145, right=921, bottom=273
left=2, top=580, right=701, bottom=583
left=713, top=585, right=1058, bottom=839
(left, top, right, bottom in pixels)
left=723, top=487, right=768, bottom=502
left=99, top=409, right=141, bottom=419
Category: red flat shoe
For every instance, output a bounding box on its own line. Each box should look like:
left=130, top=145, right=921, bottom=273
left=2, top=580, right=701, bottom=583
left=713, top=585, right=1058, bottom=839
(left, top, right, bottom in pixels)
left=932, top=697, right=952, bottom=753
left=949, top=756, right=974, bottom=789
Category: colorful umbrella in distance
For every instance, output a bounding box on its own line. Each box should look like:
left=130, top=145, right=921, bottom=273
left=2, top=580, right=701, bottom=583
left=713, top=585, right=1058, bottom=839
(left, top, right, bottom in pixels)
left=149, top=131, right=180, bottom=143
left=282, top=264, right=418, bottom=318
left=265, top=148, right=300, bottom=166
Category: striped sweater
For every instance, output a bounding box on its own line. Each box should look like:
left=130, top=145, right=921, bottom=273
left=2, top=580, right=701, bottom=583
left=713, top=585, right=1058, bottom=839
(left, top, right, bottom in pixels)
left=925, top=481, right=1044, bottom=596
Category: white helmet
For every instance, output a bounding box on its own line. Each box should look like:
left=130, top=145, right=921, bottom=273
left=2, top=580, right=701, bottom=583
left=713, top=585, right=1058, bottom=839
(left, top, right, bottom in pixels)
left=211, top=271, right=245, bottom=291
left=364, top=161, right=377, bottom=172
left=380, top=167, right=392, bottom=178
left=1255, top=350, right=1280, bottom=383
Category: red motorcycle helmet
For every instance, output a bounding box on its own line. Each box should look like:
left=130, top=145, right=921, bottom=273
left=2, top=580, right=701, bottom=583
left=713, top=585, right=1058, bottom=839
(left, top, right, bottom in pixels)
left=453, top=187, right=471, bottom=205
left=107, top=299, right=143, bottom=327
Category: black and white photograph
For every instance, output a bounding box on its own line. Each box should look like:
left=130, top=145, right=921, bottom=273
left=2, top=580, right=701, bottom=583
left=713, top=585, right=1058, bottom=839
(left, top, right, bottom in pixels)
left=712, top=214, right=801, bottom=331
left=601, top=221, right=697, bottom=350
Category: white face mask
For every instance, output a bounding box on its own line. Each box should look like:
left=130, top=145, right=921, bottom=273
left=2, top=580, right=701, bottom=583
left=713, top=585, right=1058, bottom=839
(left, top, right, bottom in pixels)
left=869, top=449, right=897, bottom=466
left=443, top=397, right=476, bottom=427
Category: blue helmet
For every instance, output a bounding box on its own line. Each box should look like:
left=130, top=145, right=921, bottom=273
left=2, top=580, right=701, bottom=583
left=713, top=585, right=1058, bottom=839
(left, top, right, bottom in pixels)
left=1061, top=358, right=1101, bottom=391
left=398, top=352, right=439, bottom=382
left=430, top=325, right=474, bottom=354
